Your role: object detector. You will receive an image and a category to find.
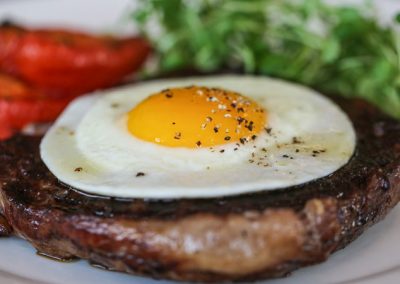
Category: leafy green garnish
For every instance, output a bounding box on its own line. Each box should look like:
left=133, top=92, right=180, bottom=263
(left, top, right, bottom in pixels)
left=132, top=0, right=400, bottom=118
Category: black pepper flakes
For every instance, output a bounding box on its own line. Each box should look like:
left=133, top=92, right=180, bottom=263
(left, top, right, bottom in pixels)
left=174, top=132, right=182, bottom=139
left=213, top=127, right=219, bottom=133
left=136, top=172, right=146, bottom=177
left=245, top=121, right=254, bottom=131
left=220, top=149, right=225, bottom=153
left=165, top=93, right=173, bottom=98
left=74, top=167, right=83, bottom=172
left=224, top=136, right=231, bottom=141
left=292, top=137, right=302, bottom=144
left=196, top=141, right=202, bottom=147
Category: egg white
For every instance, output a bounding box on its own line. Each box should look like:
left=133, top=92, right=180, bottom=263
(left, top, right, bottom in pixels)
left=40, top=75, right=356, bottom=198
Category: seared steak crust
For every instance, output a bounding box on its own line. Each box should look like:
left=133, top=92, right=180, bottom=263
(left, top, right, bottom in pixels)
left=0, top=97, right=399, bottom=282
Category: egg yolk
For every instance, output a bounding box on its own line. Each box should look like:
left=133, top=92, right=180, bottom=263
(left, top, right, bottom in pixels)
left=127, top=86, right=266, bottom=148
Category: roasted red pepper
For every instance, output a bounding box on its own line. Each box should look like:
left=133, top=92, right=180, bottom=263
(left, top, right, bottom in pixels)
left=0, top=97, right=71, bottom=134
left=0, top=74, right=73, bottom=139
left=0, top=73, right=43, bottom=99
left=0, top=23, right=150, bottom=97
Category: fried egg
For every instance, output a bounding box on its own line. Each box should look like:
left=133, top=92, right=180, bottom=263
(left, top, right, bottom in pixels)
left=40, top=75, right=356, bottom=198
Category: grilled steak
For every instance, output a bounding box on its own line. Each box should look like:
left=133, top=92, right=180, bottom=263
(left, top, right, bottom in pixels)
left=0, top=96, right=399, bottom=282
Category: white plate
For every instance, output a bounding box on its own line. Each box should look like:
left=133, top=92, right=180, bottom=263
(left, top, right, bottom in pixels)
left=0, top=0, right=399, bottom=283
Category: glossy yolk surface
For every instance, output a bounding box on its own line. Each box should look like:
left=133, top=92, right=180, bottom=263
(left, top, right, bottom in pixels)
left=127, top=86, right=266, bottom=148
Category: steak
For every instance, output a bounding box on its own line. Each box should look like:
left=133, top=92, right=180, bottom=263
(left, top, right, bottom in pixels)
left=0, top=96, right=399, bottom=282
